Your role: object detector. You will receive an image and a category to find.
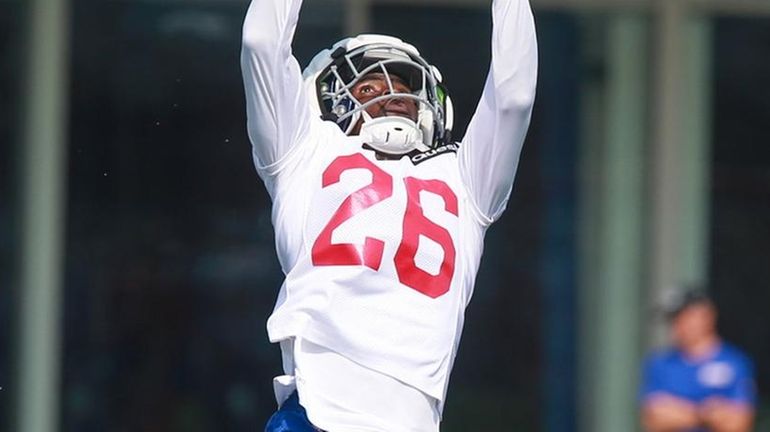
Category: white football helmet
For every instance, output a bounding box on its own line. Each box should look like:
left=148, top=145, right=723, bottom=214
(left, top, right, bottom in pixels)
left=302, top=34, right=454, bottom=155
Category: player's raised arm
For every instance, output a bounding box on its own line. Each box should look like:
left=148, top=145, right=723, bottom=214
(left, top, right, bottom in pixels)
left=241, top=0, right=313, bottom=173
left=459, top=0, right=538, bottom=224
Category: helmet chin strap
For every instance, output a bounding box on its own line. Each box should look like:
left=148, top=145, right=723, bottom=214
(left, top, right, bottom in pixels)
left=358, top=111, right=426, bottom=155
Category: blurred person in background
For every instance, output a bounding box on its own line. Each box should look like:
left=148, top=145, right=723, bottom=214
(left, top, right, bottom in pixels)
left=240, top=0, right=537, bottom=430
left=640, top=288, right=757, bottom=432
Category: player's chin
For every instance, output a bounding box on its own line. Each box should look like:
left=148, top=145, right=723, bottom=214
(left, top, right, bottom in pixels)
left=384, top=111, right=418, bottom=122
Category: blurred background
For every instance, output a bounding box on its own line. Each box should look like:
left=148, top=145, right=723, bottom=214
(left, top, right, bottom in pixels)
left=2, top=0, right=769, bottom=431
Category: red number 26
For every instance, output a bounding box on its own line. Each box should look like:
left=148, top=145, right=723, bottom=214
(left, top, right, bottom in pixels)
left=311, top=153, right=458, bottom=298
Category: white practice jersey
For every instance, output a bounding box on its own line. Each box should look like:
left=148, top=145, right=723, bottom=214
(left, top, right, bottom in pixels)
left=242, top=0, right=537, bottom=407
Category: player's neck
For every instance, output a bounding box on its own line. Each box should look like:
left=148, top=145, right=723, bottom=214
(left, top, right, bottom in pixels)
left=681, top=334, right=721, bottom=360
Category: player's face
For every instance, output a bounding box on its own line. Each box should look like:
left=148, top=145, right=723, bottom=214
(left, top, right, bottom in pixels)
left=350, top=72, right=419, bottom=134
left=672, top=302, right=717, bottom=347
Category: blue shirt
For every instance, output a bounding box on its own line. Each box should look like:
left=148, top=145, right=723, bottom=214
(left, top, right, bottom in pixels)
left=641, top=342, right=756, bottom=405
left=640, top=342, right=756, bottom=431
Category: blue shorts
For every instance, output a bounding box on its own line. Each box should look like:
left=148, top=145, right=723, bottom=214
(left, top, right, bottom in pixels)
left=265, top=391, right=324, bottom=432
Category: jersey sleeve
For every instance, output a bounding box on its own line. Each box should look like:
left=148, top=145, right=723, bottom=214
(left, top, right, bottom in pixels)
left=241, top=0, right=315, bottom=176
left=459, top=0, right=538, bottom=224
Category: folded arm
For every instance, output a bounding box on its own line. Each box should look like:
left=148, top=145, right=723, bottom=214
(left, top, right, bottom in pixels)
left=459, top=0, right=538, bottom=224
left=699, top=397, right=754, bottom=432
left=241, top=0, right=313, bottom=172
left=642, top=393, right=702, bottom=432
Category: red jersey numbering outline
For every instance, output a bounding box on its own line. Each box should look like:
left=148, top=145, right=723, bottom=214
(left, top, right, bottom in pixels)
left=311, top=153, right=459, bottom=298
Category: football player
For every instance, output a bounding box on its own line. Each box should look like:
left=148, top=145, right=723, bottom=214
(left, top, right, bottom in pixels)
left=241, top=0, right=538, bottom=430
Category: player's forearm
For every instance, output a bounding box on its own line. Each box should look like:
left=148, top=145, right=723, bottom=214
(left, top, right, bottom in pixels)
left=459, top=0, right=538, bottom=222
left=242, top=0, right=303, bottom=55
left=642, top=399, right=702, bottom=432
left=643, top=412, right=700, bottom=432
left=490, top=0, right=538, bottom=111
left=702, top=407, right=754, bottom=432
left=708, top=419, right=753, bottom=432
left=241, top=0, right=311, bottom=172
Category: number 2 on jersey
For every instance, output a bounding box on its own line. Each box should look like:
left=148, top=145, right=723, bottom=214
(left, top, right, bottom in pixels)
left=311, top=153, right=458, bottom=298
